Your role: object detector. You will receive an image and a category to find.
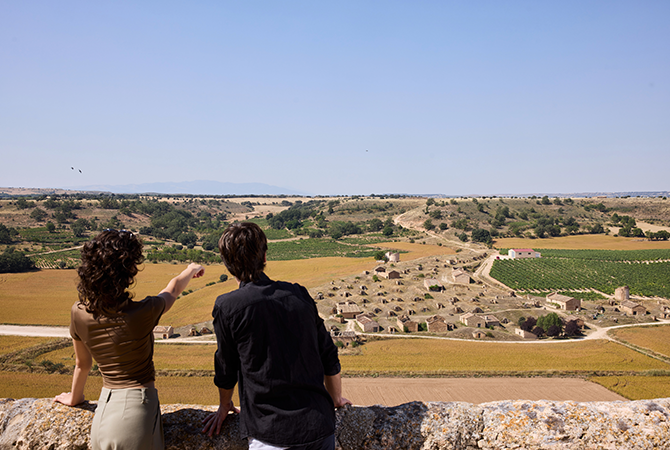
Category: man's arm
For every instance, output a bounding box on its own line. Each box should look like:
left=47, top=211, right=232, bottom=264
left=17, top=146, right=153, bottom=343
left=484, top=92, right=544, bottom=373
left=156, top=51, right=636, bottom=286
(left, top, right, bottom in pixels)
left=201, top=387, right=239, bottom=436
left=325, top=373, right=351, bottom=408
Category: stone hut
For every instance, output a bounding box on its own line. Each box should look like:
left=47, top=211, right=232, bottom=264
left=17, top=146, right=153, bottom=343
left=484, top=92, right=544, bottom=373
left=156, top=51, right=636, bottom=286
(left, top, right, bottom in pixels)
left=424, top=278, right=443, bottom=291
left=451, top=268, right=471, bottom=285
left=397, top=314, right=419, bottom=332
left=621, top=300, right=646, bottom=316
left=546, top=292, right=581, bottom=311
left=153, top=325, right=174, bottom=340
left=426, top=315, right=449, bottom=333
left=615, top=286, right=630, bottom=302
left=472, top=330, right=487, bottom=339
left=385, top=251, right=400, bottom=263
left=380, top=269, right=401, bottom=280
left=482, top=315, right=500, bottom=327
left=356, top=313, right=380, bottom=332
left=515, top=328, right=537, bottom=339
left=336, top=301, right=363, bottom=319
left=460, top=312, right=485, bottom=328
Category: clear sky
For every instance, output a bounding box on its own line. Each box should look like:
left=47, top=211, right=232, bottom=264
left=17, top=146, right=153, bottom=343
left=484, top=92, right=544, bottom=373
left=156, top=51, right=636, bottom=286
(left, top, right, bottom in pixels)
left=1, top=1, right=668, bottom=196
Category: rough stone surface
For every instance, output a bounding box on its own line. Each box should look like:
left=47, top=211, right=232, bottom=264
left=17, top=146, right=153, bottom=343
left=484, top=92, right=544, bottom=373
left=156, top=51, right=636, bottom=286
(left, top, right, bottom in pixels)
left=1, top=397, right=669, bottom=449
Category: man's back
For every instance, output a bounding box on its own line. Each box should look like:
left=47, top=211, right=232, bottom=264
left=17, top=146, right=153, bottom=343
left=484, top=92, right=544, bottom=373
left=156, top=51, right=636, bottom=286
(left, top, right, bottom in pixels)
left=212, top=273, right=340, bottom=447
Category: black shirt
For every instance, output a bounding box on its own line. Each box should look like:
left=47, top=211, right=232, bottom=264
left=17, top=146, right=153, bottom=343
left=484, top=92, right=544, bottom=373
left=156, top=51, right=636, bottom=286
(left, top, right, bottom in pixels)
left=212, top=273, right=341, bottom=446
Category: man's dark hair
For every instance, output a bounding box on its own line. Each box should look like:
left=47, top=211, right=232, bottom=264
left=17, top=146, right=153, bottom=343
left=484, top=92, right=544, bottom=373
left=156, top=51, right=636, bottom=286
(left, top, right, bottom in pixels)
left=218, top=222, right=267, bottom=282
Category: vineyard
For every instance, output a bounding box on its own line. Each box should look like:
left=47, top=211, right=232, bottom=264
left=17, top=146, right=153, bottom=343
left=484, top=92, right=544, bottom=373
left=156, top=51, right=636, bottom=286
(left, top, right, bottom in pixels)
left=490, top=249, right=670, bottom=297
left=267, top=238, right=379, bottom=261
left=29, top=249, right=81, bottom=269
left=528, top=248, right=670, bottom=261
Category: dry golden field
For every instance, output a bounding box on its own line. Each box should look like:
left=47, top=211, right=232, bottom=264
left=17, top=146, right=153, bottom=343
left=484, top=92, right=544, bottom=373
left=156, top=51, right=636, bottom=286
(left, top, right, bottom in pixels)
left=39, top=338, right=667, bottom=374
left=0, top=242, right=453, bottom=328
left=0, top=336, right=54, bottom=356
left=609, top=325, right=670, bottom=358
left=36, top=343, right=217, bottom=372
left=339, top=338, right=668, bottom=374
left=0, top=371, right=235, bottom=406
left=494, top=234, right=670, bottom=251
left=589, top=375, right=670, bottom=400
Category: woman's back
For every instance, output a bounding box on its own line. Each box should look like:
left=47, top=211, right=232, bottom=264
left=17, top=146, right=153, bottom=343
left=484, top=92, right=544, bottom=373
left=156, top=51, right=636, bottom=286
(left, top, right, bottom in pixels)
left=70, top=296, right=165, bottom=389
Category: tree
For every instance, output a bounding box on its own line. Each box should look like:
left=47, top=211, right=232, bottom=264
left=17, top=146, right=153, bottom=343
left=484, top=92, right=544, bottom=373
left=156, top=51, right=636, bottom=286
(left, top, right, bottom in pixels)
left=590, top=223, right=605, bottom=234
left=0, top=224, right=18, bottom=244
left=541, top=196, right=551, bottom=205
left=0, top=248, right=36, bottom=273
left=532, top=326, right=545, bottom=337
left=374, top=251, right=388, bottom=262
left=219, top=274, right=228, bottom=282
left=71, top=222, right=86, bottom=237
left=423, top=220, right=435, bottom=231
left=179, top=231, right=198, bottom=247
left=30, top=207, right=48, bottom=222
left=438, top=222, right=448, bottom=231
left=564, top=320, right=580, bottom=336
left=471, top=228, right=492, bottom=245
left=537, top=312, right=563, bottom=333
left=368, top=218, right=383, bottom=232
left=382, top=226, right=393, bottom=237
left=520, top=316, right=536, bottom=332
left=546, top=325, right=561, bottom=337
left=46, top=222, right=56, bottom=233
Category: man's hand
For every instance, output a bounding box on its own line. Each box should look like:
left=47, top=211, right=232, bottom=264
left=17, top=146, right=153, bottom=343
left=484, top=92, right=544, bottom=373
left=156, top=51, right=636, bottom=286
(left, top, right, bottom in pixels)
left=53, top=391, right=84, bottom=407
left=202, top=401, right=239, bottom=437
left=333, top=396, right=352, bottom=408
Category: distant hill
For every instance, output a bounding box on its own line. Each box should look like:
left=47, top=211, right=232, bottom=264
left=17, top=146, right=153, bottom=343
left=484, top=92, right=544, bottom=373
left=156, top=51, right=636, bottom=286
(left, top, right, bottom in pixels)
left=64, top=180, right=311, bottom=196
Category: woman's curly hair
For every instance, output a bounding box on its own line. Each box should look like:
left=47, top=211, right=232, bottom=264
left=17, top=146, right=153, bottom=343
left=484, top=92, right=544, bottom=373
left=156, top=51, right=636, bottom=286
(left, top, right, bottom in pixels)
left=77, top=230, right=144, bottom=318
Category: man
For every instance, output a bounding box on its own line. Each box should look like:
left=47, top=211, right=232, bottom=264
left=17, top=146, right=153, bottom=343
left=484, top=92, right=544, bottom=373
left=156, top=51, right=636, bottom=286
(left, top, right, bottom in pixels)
left=202, top=222, right=350, bottom=449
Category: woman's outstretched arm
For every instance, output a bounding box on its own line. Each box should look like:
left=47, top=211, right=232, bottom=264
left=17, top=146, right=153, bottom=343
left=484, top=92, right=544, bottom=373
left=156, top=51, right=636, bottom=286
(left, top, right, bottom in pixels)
left=158, top=263, right=205, bottom=312
left=54, top=339, right=92, bottom=406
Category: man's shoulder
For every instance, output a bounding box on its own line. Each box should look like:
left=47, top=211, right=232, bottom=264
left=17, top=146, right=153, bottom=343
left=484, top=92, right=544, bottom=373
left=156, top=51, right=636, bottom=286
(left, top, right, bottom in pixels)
left=214, top=278, right=309, bottom=313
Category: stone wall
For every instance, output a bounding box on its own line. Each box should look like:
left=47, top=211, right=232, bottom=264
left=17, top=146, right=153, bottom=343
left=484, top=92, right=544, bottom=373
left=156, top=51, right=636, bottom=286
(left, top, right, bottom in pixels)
left=1, top=397, right=669, bottom=449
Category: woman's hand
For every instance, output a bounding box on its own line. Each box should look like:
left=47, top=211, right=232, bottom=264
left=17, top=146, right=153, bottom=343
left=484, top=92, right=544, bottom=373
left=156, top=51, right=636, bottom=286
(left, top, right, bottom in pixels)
left=188, top=263, right=205, bottom=278
left=54, top=391, right=84, bottom=406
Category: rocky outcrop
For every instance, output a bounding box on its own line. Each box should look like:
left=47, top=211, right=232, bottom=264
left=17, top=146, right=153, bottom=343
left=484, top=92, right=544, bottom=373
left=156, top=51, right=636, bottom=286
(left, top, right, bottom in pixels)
left=1, top=397, right=669, bottom=449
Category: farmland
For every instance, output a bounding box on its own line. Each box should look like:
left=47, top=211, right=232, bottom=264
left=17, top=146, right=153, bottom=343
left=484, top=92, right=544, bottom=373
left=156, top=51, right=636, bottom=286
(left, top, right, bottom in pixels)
left=589, top=375, right=670, bottom=400
left=337, top=338, right=668, bottom=375
left=3, top=193, right=670, bottom=403
left=490, top=250, right=670, bottom=297
left=609, top=325, right=670, bottom=361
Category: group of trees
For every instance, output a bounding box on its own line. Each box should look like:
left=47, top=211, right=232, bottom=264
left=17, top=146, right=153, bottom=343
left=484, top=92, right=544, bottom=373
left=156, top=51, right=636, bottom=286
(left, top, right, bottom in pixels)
left=0, top=224, right=19, bottom=244
left=0, top=248, right=35, bottom=273
left=518, top=312, right=580, bottom=338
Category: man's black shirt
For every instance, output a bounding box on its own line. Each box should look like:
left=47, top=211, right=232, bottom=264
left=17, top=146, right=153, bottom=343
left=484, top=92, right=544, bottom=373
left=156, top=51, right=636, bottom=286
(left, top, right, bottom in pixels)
left=212, top=273, right=341, bottom=447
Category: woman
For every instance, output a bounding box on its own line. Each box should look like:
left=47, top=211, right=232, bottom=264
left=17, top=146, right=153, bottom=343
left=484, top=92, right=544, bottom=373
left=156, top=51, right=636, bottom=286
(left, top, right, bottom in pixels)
left=54, top=229, right=204, bottom=450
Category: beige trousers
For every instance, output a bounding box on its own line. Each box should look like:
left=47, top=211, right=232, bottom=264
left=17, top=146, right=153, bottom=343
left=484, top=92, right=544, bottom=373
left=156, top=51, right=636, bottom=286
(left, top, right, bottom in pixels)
left=91, top=387, right=164, bottom=450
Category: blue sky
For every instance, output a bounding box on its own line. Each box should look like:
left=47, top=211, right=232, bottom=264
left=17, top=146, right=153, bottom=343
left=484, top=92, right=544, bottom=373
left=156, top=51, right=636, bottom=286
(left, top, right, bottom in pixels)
left=1, top=1, right=668, bottom=196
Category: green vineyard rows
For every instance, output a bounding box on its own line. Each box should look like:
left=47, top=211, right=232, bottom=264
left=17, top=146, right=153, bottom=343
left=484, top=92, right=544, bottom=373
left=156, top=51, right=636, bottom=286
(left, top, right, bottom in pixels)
left=490, top=252, right=670, bottom=298
left=30, top=250, right=81, bottom=269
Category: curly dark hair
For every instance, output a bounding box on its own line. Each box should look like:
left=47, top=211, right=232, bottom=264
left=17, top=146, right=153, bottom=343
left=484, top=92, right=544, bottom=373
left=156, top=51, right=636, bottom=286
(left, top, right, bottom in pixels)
left=218, top=222, right=267, bottom=283
left=77, top=230, right=144, bottom=318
